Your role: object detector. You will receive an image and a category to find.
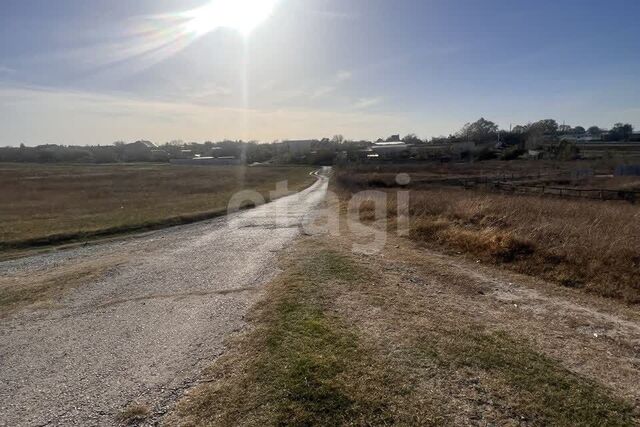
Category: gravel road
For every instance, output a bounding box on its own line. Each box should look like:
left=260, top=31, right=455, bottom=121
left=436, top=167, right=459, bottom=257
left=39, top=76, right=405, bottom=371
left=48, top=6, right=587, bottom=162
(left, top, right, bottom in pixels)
left=0, top=168, right=329, bottom=426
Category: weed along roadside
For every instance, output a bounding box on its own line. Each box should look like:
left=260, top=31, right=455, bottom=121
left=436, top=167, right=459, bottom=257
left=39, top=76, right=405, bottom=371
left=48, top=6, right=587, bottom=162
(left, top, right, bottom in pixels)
left=166, top=244, right=406, bottom=426
left=166, top=236, right=637, bottom=426
left=334, top=166, right=640, bottom=304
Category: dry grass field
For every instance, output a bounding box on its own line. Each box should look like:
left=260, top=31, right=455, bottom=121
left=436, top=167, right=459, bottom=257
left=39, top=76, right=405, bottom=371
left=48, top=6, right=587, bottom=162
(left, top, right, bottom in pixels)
left=338, top=160, right=612, bottom=179
left=336, top=163, right=640, bottom=303
left=0, top=163, right=315, bottom=251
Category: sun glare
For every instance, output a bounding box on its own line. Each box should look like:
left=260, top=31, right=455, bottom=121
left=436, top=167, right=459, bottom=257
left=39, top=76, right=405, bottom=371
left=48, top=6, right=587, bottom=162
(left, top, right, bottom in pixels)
left=182, top=0, right=279, bottom=36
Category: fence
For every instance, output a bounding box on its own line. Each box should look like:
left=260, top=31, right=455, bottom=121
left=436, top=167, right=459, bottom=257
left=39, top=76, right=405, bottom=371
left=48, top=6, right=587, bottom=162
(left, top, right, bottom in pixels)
left=412, top=174, right=640, bottom=203
left=487, top=182, right=639, bottom=203
left=412, top=172, right=562, bottom=188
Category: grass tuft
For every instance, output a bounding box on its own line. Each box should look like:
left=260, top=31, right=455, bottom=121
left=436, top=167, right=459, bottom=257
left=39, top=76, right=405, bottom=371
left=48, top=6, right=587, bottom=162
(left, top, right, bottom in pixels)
left=169, top=248, right=397, bottom=426
left=117, top=403, right=150, bottom=426
left=0, top=258, right=122, bottom=317
left=415, top=329, right=634, bottom=426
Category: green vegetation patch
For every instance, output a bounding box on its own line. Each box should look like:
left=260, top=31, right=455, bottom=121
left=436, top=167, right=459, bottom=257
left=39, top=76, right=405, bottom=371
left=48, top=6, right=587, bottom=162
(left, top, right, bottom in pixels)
left=415, top=328, right=635, bottom=426
left=171, top=248, right=401, bottom=426
left=256, top=250, right=379, bottom=425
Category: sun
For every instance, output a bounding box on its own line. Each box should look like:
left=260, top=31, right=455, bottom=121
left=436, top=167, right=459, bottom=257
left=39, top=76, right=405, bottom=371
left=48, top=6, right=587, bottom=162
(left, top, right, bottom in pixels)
left=182, top=0, right=279, bottom=37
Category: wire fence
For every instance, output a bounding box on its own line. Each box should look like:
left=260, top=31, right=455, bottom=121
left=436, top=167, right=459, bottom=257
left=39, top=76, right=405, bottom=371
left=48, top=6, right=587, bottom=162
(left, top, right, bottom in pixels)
left=486, top=182, right=639, bottom=203
left=413, top=174, right=640, bottom=203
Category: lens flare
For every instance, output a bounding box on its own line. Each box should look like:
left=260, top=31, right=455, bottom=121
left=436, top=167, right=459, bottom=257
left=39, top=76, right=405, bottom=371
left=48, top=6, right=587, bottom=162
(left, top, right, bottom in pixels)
left=182, top=0, right=279, bottom=36
left=84, top=1, right=279, bottom=79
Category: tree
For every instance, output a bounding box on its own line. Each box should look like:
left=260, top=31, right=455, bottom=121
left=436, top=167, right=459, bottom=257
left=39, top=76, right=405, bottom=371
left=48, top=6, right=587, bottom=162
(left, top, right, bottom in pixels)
left=558, top=124, right=572, bottom=134
left=402, top=133, right=422, bottom=144
left=499, top=130, right=526, bottom=147
left=518, top=119, right=558, bottom=149
left=475, top=146, right=497, bottom=161
left=529, top=119, right=558, bottom=136
left=587, top=126, right=602, bottom=135
left=611, top=123, right=634, bottom=141
left=331, top=135, right=344, bottom=144
left=573, top=126, right=586, bottom=134
left=458, top=118, right=499, bottom=143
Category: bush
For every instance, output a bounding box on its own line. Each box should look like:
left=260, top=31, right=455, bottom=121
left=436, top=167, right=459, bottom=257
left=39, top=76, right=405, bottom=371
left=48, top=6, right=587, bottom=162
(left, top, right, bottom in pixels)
left=475, top=147, right=497, bottom=161
left=501, top=148, right=526, bottom=161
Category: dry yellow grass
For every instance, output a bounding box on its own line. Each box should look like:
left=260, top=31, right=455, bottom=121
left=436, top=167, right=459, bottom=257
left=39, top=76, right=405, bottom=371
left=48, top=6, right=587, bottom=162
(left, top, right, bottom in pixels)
left=0, top=163, right=315, bottom=250
left=117, top=403, right=150, bottom=425
left=336, top=167, right=640, bottom=303
left=0, top=255, right=126, bottom=317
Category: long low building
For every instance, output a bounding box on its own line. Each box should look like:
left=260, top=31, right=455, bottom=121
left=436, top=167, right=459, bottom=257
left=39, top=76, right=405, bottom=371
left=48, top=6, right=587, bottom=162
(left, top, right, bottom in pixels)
left=170, top=156, right=242, bottom=166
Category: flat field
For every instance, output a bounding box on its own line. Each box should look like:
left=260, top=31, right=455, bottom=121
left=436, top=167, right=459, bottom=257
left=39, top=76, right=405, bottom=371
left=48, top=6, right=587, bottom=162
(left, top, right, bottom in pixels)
left=0, top=163, right=315, bottom=249
left=335, top=162, right=640, bottom=303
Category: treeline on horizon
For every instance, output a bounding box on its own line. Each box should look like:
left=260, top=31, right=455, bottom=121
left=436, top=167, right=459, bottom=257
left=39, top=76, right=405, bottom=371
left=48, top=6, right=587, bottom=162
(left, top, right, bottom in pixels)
left=0, top=118, right=635, bottom=165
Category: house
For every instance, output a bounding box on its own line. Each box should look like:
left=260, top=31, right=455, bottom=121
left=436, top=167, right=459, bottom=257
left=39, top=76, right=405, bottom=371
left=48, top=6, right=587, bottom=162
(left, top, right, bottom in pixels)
left=370, top=141, right=412, bottom=159
left=170, top=156, right=242, bottom=166
left=577, top=135, right=603, bottom=142
left=177, top=149, right=194, bottom=159
left=410, top=141, right=474, bottom=160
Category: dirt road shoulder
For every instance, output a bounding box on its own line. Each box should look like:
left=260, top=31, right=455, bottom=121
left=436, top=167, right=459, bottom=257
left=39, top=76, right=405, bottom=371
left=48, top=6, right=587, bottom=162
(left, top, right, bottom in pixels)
left=167, top=232, right=638, bottom=425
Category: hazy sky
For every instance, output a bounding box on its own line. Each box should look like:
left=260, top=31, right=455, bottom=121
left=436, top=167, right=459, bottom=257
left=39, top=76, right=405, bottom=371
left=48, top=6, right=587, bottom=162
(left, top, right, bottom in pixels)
left=1, top=0, right=639, bottom=145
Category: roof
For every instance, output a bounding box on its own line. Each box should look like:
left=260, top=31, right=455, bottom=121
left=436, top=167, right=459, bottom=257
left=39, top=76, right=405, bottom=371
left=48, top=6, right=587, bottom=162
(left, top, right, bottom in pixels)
left=371, top=143, right=411, bottom=151
left=373, top=141, right=407, bottom=147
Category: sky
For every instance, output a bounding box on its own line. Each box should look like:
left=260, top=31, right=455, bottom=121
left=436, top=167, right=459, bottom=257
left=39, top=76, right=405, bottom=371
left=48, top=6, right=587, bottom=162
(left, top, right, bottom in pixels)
left=1, top=0, right=639, bottom=146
